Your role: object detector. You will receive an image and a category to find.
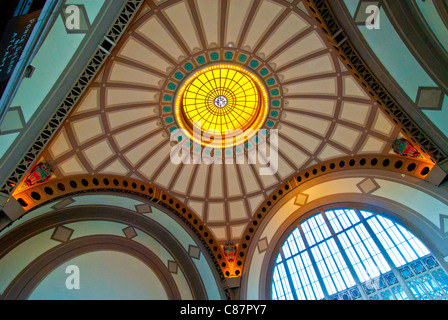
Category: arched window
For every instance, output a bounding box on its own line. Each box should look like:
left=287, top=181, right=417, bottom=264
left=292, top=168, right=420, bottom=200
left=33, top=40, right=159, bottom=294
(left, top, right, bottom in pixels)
left=272, top=208, right=448, bottom=300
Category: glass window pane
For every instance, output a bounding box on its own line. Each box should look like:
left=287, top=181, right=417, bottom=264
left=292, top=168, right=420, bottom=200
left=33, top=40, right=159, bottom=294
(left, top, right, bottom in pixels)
left=360, top=210, right=373, bottom=219
left=276, top=253, right=282, bottom=264
left=302, top=221, right=316, bottom=246
left=377, top=215, right=393, bottom=228
left=316, top=240, right=354, bottom=292
left=432, top=269, right=448, bottom=294
left=388, top=246, right=407, bottom=267
left=380, top=290, right=394, bottom=300
left=272, top=283, right=278, bottom=300
left=336, top=210, right=352, bottom=229
left=292, top=228, right=306, bottom=252
left=373, top=215, right=429, bottom=266
left=408, top=237, right=430, bottom=257
left=312, top=226, right=324, bottom=243
left=326, top=210, right=343, bottom=233
left=372, top=254, right=391, bottom=274
left=387, top=226, right=406, bottom=245
left=397, top=225, right=430, bottom=257
left=398, top=242, right=418, bottom=262
left=272, top=207, right=440, bottom=301
left=315, top=214, right=332, bottom=240
left=392, top=285, right=408, bottom=300
left=367, top=217, right=382, bottom=233
left=345, top=209, right=360, bottom=225
left=282, top=242, right=292, bottom=259
left=376, top=230, right=395, bottom=250
left=287, top=252, right=324, bottom=301
left=273, top=264, right=294, bottom=300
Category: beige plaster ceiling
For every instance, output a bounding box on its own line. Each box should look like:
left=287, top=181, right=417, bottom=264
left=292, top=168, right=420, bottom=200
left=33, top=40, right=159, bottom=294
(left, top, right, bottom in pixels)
left=39, top=0, right=403, bottom=244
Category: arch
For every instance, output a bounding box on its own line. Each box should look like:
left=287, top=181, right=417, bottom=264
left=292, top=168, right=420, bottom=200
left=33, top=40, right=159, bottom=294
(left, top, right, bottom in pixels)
left=11, top=175, right=237, bottom=280
left=302, top=0, right=448, bottom=164
left=0, top=205, right=220, bottom=300
left=240, top=167, right=448, bottom=299
left=10, top=155, right=436, bottom=282
left=236, top=154, right=435, bottom=273
left=2, top=235, right=181, bottom=300
left=266, top=204, right=448, bottom=300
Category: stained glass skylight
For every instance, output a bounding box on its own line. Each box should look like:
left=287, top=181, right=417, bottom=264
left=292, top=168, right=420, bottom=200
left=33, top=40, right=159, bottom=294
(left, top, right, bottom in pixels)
left=174, top=64, right=269, bottom=148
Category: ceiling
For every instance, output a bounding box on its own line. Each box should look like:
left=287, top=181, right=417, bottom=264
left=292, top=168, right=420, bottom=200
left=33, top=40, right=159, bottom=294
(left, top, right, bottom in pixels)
left=335, top=0, right=448, bottom=156
left=23, top=0, right=413, bottom=245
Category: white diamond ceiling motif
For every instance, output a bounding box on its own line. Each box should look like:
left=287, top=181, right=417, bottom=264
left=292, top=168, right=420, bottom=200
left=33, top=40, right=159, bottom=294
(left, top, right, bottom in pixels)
left=42, top=0, right=402, bottom=244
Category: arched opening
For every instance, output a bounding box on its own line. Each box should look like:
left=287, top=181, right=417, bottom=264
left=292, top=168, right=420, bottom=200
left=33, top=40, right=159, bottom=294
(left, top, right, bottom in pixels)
left=270, top=207, right=448, bottom=300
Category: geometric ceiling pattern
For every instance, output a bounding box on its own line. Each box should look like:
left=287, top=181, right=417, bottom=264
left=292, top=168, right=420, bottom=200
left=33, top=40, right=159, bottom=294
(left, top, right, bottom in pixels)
left=38, top=0, right=404, bottom=245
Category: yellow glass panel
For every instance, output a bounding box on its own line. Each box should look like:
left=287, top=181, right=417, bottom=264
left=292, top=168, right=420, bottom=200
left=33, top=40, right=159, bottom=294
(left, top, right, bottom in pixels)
left=174, top=64, right=269, bottom=148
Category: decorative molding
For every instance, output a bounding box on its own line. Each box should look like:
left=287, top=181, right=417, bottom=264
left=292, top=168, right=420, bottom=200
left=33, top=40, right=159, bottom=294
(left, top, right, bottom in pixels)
left=353, top=0, right=381, bottom=26
left=356, top=177, right=380, bottom=194
left=10, top=175, right=233, bottom=280
left=236, top=154, right=434, bottom=273
left=50, top=225, right=74, bottom=243
left=294, top=193, right=310, bottom=206
left=0, top=107, right=26, bottom=135
left=188, top=244, right=201, bottom=260
left=257, top=237, right=269, bottom=254
left=51, top=197, right=75, bottom=210
left=60, top=4, right=92, bottom=34
left=440, top=214, right=448, bottom=235
left=122, top=226, right=138, bottom=239
left=168, top=260, right=179, bottom=274
left=416, top=87, right=444, bottom=111
left=382, top=0, right=448, bottom=95
left=303, top=0, right=448, bottom=165
left=135, top=203, right=152, bottom=214
left=2, top=235, right=181, bottom=300
left=0, top=0, right=144, bottom=196
left=0, top=206, right=214, bottom=300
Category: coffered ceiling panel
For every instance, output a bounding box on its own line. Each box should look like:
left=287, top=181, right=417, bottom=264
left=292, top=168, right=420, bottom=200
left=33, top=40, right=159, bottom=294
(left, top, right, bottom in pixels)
left=37, top=0, right=413, bottom=245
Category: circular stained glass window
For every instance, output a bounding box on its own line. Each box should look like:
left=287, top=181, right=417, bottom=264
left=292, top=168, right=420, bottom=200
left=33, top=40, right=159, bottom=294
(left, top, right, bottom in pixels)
left=174, top=64, right=269, bottom=148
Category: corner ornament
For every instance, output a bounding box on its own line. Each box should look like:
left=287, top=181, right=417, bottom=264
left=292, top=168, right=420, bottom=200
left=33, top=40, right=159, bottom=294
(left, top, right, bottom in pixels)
left=224, top=243, right=237, bottom=263
left=25, top=161, right=53, bottom=187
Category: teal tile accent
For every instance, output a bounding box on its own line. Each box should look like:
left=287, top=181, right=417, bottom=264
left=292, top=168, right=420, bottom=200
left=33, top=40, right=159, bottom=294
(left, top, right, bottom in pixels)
left=210, top=52, right=219, bottom=60
left=197, top=56, right=205, bottom=64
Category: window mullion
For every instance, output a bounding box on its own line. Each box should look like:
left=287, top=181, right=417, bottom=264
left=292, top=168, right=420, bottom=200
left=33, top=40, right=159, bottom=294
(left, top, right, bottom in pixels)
left=321, top=211, right=369, bottom=300
left=297, top=223, right=330, bottom=299
left=296, top=253, right=319, bottom=300
left=394, top=223, right=421, bottom=260
left=375, top=216, right=410, bottom=265
left=360, top=213, right=416, bottom=300
left=351, top=221, right=385, bottom=278
left=279, top=247, right=299, bottom=300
